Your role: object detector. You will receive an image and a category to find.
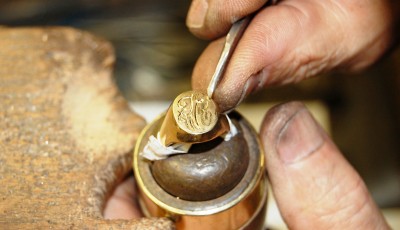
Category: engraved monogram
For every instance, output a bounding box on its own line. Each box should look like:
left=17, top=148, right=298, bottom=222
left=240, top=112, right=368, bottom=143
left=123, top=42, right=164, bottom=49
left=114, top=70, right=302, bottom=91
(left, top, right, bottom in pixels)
left=173, top=91, right=218, bottom=134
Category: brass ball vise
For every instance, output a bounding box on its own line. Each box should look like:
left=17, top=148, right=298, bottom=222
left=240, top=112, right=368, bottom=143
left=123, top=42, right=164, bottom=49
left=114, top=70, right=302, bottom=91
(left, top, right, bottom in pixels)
left=133, top=107, right=267, bottom=229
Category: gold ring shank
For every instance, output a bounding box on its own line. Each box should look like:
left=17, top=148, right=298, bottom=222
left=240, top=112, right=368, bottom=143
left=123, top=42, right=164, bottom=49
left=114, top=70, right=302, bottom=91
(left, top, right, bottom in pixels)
left=158, top=106, right=229, bottom=146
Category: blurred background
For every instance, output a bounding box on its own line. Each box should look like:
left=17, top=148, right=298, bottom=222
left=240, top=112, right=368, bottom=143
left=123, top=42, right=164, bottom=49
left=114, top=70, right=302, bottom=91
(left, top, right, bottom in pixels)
left=1, top=0, right=398, bottom=223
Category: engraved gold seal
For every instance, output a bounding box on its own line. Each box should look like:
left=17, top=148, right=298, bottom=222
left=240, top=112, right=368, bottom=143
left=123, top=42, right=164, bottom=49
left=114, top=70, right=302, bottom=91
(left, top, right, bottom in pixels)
left=158, top=90, right=228, bottom=146
left=172, top=91, right=218, bottom=135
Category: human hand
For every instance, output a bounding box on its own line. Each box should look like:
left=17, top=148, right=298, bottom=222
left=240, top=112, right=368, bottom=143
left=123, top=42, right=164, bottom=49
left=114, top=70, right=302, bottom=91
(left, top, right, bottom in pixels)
left=104, top=102, right=389, bottom=229
left=104, top=1, right=395, bottom=224
left=187, top=0, right=396, bottom=112
left=260, top=101, right=389, bottom=229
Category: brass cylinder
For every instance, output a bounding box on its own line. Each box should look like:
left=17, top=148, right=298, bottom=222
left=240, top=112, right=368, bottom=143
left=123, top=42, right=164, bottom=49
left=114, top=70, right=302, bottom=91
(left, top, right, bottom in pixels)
left=133, top=111, right=267, bottom=230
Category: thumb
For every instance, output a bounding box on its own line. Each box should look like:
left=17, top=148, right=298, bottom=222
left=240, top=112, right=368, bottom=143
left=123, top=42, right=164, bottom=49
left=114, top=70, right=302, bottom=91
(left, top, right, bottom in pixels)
left=260, top=102, right=389, bottom=229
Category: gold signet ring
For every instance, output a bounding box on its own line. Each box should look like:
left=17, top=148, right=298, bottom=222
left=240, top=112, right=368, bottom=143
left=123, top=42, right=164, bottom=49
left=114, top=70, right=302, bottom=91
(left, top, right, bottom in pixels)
left=158, top=90, right=230, bottom=146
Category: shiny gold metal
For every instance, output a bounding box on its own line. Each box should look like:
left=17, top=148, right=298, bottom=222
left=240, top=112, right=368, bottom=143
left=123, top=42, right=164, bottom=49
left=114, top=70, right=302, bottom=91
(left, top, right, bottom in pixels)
left=158, top=90, right=229, bottom=146
left=134, top=112, right=267, bottom=230
left=173, top=91, right=218, bottom=134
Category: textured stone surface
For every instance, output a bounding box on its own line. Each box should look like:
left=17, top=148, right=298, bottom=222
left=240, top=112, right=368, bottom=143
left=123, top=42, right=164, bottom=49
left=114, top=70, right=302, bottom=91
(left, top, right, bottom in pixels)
left=0, top=27, right=174, bottom=229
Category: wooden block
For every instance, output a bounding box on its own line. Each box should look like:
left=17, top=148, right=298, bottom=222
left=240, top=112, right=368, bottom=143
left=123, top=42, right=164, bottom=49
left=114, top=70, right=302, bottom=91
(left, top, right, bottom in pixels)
left=0, top=27, right=174, bottom=229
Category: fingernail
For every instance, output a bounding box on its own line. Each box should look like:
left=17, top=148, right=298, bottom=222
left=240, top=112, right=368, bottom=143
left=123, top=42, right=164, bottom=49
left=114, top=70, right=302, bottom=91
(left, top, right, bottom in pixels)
left=237, top=69, right=269, bottom=106
left=187, top=0, right=208, bottom=29
left=276, top=108, right=324, bottom=164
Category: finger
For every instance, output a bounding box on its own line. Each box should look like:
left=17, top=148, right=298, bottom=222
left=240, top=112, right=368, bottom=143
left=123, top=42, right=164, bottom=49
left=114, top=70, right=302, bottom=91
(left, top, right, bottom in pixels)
left=192, top=1, right=392, bottom=112
left=193, top=4, right=301, bottom=111
left=103, top=176, right=143, bottom=219
left=260, top=102, right=389, bottom=229
left=186, top=0, right=268, bottom=39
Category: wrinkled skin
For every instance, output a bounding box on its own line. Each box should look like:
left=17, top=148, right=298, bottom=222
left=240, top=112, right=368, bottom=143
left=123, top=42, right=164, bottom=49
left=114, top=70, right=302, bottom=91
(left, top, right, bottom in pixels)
left=189, top=0, right=396, bottom=112
left=105, top=0, right=396, bottom=228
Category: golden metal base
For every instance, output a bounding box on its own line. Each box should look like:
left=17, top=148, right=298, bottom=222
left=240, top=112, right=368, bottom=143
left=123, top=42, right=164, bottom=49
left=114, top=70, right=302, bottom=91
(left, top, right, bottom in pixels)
left=133, top=112, right=267, bottom=230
